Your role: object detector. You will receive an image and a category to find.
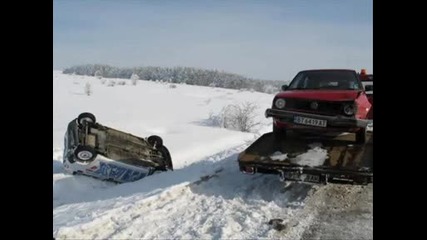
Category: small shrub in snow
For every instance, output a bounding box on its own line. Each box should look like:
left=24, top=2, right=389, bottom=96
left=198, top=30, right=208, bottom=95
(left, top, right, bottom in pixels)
left=209, top=102, right=260, bottom=132
left=239, top=88, right=255, bottom=92
left=84, top=82, right=92, bottom=96
left=263, top=84, right=279, bottom=94
left=208, top=111, right=222, bottom=127
left=169, top=84, right=177, bottom=89
left=95, top=70, right=102, bottom=79
left=107, top=80, right=116, bottom=87
left=117, top=81, right=126, bottom=86
left=130, top=73, right=139, bottom=86
left=100, top=78, right=106, bottom=84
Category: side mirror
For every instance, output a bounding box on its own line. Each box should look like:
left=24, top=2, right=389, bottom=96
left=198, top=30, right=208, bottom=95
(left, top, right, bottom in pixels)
left=364, top=85, right=373, bottom=92
left=281, top=85, right=289, bottom=91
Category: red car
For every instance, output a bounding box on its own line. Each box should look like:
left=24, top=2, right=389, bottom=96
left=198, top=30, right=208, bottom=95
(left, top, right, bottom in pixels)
left=265, top=69, right=372, bottom=143
left=359, top=69, right=373, bottom=119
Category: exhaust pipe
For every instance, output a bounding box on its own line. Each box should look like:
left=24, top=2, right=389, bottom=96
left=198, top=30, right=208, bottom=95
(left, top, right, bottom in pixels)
left=242, top=166, right=256, bottom=174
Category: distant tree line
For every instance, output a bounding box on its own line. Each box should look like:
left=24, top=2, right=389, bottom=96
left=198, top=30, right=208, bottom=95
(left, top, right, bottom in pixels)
left=63, top=64, right=284, bottom=94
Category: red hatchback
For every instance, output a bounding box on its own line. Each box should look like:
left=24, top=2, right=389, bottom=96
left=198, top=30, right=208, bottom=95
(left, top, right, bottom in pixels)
left=265, top=69, right=372, bottom=143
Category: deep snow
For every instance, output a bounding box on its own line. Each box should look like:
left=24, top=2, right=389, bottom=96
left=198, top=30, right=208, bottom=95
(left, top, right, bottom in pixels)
left=53, top=71, right=373, bottom=239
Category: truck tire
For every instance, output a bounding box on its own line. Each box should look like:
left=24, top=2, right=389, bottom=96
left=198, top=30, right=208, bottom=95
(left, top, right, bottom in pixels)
left=273, top=124, right=287, bottom=139
left=355, top=127, right=367, bottom=144
left=77, top=112, right=96, bottom=126
left=74, top=145, right=97, bottom=163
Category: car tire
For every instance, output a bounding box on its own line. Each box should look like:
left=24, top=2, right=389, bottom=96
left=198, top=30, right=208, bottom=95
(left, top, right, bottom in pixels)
left=148, top=135, right=163, bottom=148
left=77, top=112, right=96, bottom=126
left=273, top=123, right=287, bottom=139
left=158, top=146, right=173, bottom=171
left=74, top=145, right=97, bottom=163
left=355, top=127, right=367, bottom=144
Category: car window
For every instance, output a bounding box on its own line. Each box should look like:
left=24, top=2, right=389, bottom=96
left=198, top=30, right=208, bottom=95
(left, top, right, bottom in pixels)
left=288, top=71, right=362, bottom=90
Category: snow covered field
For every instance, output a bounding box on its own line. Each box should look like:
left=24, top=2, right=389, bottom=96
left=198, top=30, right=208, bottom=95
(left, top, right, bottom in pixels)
left=53, top=70, right=373, bottom=239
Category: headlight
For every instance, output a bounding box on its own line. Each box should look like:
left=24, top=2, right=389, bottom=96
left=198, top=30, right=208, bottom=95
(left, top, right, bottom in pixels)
left=343, top=103, right=356, bottom=116
left=275, top=99, right=286, bottom=109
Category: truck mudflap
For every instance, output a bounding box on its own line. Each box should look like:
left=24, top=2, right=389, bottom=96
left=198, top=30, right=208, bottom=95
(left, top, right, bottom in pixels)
left=238, top=131, right=373, bottom=185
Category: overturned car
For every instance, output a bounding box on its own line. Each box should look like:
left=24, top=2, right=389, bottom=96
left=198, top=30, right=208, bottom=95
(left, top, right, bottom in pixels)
left=63, top=112, right=173, bottom=183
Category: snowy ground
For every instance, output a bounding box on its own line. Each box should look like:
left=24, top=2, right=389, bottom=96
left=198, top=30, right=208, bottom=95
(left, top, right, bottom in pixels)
left=53, top=71, right=373, bottom=239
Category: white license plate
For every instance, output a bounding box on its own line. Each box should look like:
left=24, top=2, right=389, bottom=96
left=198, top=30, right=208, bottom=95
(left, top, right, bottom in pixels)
left=301, top=174, right=320, bottom=183
left=284, top=172, right=320, bottom=183
left=294, top=116, right=327, bottom=127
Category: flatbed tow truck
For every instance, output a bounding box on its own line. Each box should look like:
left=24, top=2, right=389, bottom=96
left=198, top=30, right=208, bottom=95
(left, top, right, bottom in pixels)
left=238, top=69, right=373, bottom=185
left=238, top=131, right=373, bottom=185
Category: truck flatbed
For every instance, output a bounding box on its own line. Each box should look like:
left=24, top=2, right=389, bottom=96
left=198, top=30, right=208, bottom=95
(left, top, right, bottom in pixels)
left=238, top=131, right=373, bottom=184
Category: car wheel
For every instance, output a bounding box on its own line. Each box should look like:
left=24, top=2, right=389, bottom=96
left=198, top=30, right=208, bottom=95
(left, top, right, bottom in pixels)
left=273, top=123, right=287, bottom=139
left=74, top=145, right=97, bottom=163
left=158, top=146, right=173, bottom=171
left=148, top=135, right=163, bottom=148
left=77, top=112, right=96, bottom=126
left=355, top=127, right=367, bottom=144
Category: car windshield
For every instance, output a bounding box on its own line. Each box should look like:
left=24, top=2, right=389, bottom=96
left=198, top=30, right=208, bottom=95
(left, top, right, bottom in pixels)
left=288, top=70, right=362, bottom=90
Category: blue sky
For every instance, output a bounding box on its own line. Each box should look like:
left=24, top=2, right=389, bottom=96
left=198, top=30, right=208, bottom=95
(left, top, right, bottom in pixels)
left=53, top=0, right=372, bottom=80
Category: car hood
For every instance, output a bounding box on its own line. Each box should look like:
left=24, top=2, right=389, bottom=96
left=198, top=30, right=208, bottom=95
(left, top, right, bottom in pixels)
left=275, top=90, right=360, bottom=101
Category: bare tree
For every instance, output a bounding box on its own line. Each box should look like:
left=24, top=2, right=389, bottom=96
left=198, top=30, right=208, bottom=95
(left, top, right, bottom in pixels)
left=210, top=102, right=260, bottom=132
left=234, top=102, right=260, bottom=132
left=84, top=82, right=92, bottom=96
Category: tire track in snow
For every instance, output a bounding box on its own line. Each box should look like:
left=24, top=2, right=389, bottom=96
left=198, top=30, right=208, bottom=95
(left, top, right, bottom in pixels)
left=269, top=183, right=373, bottom=240
left=299, top=184, right=373, bottom=240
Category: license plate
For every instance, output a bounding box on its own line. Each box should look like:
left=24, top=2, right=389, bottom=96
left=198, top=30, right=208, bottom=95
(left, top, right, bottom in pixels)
left=301, top=174, right=320, bottom=183
left=294, top=116, right=327, bottom=127
left=284, top=172, right=320, bottom=183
